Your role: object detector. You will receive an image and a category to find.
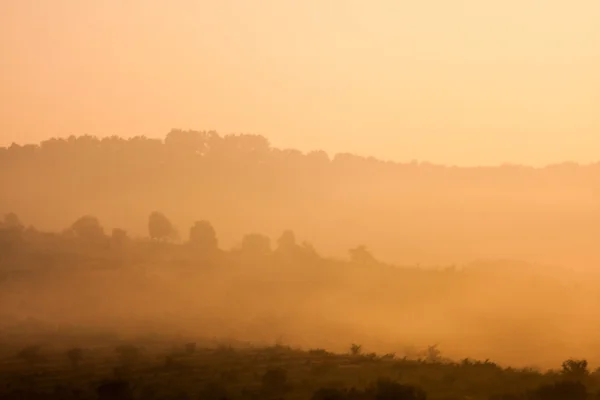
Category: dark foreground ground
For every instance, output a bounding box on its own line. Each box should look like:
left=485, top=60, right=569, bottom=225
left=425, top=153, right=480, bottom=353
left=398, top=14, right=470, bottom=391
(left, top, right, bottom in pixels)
left=0, top=335, right=597, bottom=400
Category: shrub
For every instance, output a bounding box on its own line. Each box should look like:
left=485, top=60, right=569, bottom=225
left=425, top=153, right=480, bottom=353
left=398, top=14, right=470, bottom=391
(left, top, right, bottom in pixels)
left=350, top=344, right=362, bottom=356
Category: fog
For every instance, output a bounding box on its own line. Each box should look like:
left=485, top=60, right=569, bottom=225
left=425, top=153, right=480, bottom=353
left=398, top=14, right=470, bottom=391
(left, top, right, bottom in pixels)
left=1, top=131, right=600, bottom=369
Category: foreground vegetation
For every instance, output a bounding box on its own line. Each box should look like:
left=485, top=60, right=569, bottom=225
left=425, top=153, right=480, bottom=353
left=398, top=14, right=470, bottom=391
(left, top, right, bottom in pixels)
left=1, top=192, right=599, bottom=398
left=0, top=338, right=597, bottom=400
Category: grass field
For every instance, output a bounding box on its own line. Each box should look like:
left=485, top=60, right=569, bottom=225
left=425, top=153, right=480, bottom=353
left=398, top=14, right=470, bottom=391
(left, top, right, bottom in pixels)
left=0, top=334, right=596, bottom=400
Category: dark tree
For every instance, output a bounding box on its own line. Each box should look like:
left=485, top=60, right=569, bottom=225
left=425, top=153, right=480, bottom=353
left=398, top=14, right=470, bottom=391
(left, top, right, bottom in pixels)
left=561, top=359, right=589, bottom=380
left=70, top=215, right=105, bottom=241
left=276, top=230, right=297, bottom=254
left=350, top=344, right=362, bottom=356
left=148, top=211, right=176, bottom=241
left=111, top=228, right=129, bottom=247
left=349, top=245, right=376, bottom=264
left=189, top=220, right=218, bottom=252
left=2, top=212, right=23, bottom=230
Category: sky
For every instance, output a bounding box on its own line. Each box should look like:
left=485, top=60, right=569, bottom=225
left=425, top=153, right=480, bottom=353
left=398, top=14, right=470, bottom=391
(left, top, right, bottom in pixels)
left=1, top=0, right=599, bottom=166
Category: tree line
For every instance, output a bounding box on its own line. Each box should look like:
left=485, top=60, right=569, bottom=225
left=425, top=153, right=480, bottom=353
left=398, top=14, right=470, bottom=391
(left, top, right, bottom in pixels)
left=1, top=129, right=599, bottom=267
left=0, top=210, right=377, bottom=269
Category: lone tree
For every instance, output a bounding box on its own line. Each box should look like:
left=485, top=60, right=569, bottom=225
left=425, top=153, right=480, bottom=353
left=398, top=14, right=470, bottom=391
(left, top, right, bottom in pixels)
left=70, top=215, right=106, bottom=242
left=148, top=212, right=176, bottom=241
left=189, top=220, right=218, bottom=253
left=2, top=212, right=23, bottom=230
left=561, top=359, right=589, bottom=381
left=350, top=343, right=362, bottom=356
left=275, top=230, right=298, bottom=260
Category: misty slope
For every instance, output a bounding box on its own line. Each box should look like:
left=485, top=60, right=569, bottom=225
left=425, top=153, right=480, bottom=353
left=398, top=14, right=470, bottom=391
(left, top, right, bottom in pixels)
left=1, top=214, right=599, bottom=368
left=1, top=130, right=599, bottom=268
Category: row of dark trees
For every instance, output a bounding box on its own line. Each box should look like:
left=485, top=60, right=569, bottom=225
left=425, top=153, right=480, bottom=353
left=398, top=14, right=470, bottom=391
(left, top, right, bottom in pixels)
left=0, top=211, right=376, bottom=266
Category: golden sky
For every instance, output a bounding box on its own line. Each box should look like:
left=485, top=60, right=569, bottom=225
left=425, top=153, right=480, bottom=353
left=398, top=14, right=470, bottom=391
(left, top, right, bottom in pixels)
left=1, top=0, right=599, bottom=166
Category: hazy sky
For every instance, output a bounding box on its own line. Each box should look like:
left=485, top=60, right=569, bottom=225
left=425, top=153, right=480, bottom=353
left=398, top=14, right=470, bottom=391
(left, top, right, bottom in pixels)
left=1, top=0, right=599, bottom=166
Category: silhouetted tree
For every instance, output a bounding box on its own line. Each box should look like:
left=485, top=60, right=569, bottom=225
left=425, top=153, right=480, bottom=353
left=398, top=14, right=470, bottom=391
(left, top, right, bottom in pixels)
left=276, top=230, right=297, bottom=255
left=111, top=228, right=129, bottom=248
left=70, top=215, right=105, bottom=242
left=148, top=212, right=176, bottom=241
left=2, top=212, right=23, bottom=231
left=165, top=129, right=211, bottom=156
left=349, top=245, right=376, bottom=264
left=561, top=359, right=589, bottom=381
left=425, top=344, right=442, bottom=363
left=350, top=344, right=362, bottom=356
left=189, top=220, right=218, bottom=253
